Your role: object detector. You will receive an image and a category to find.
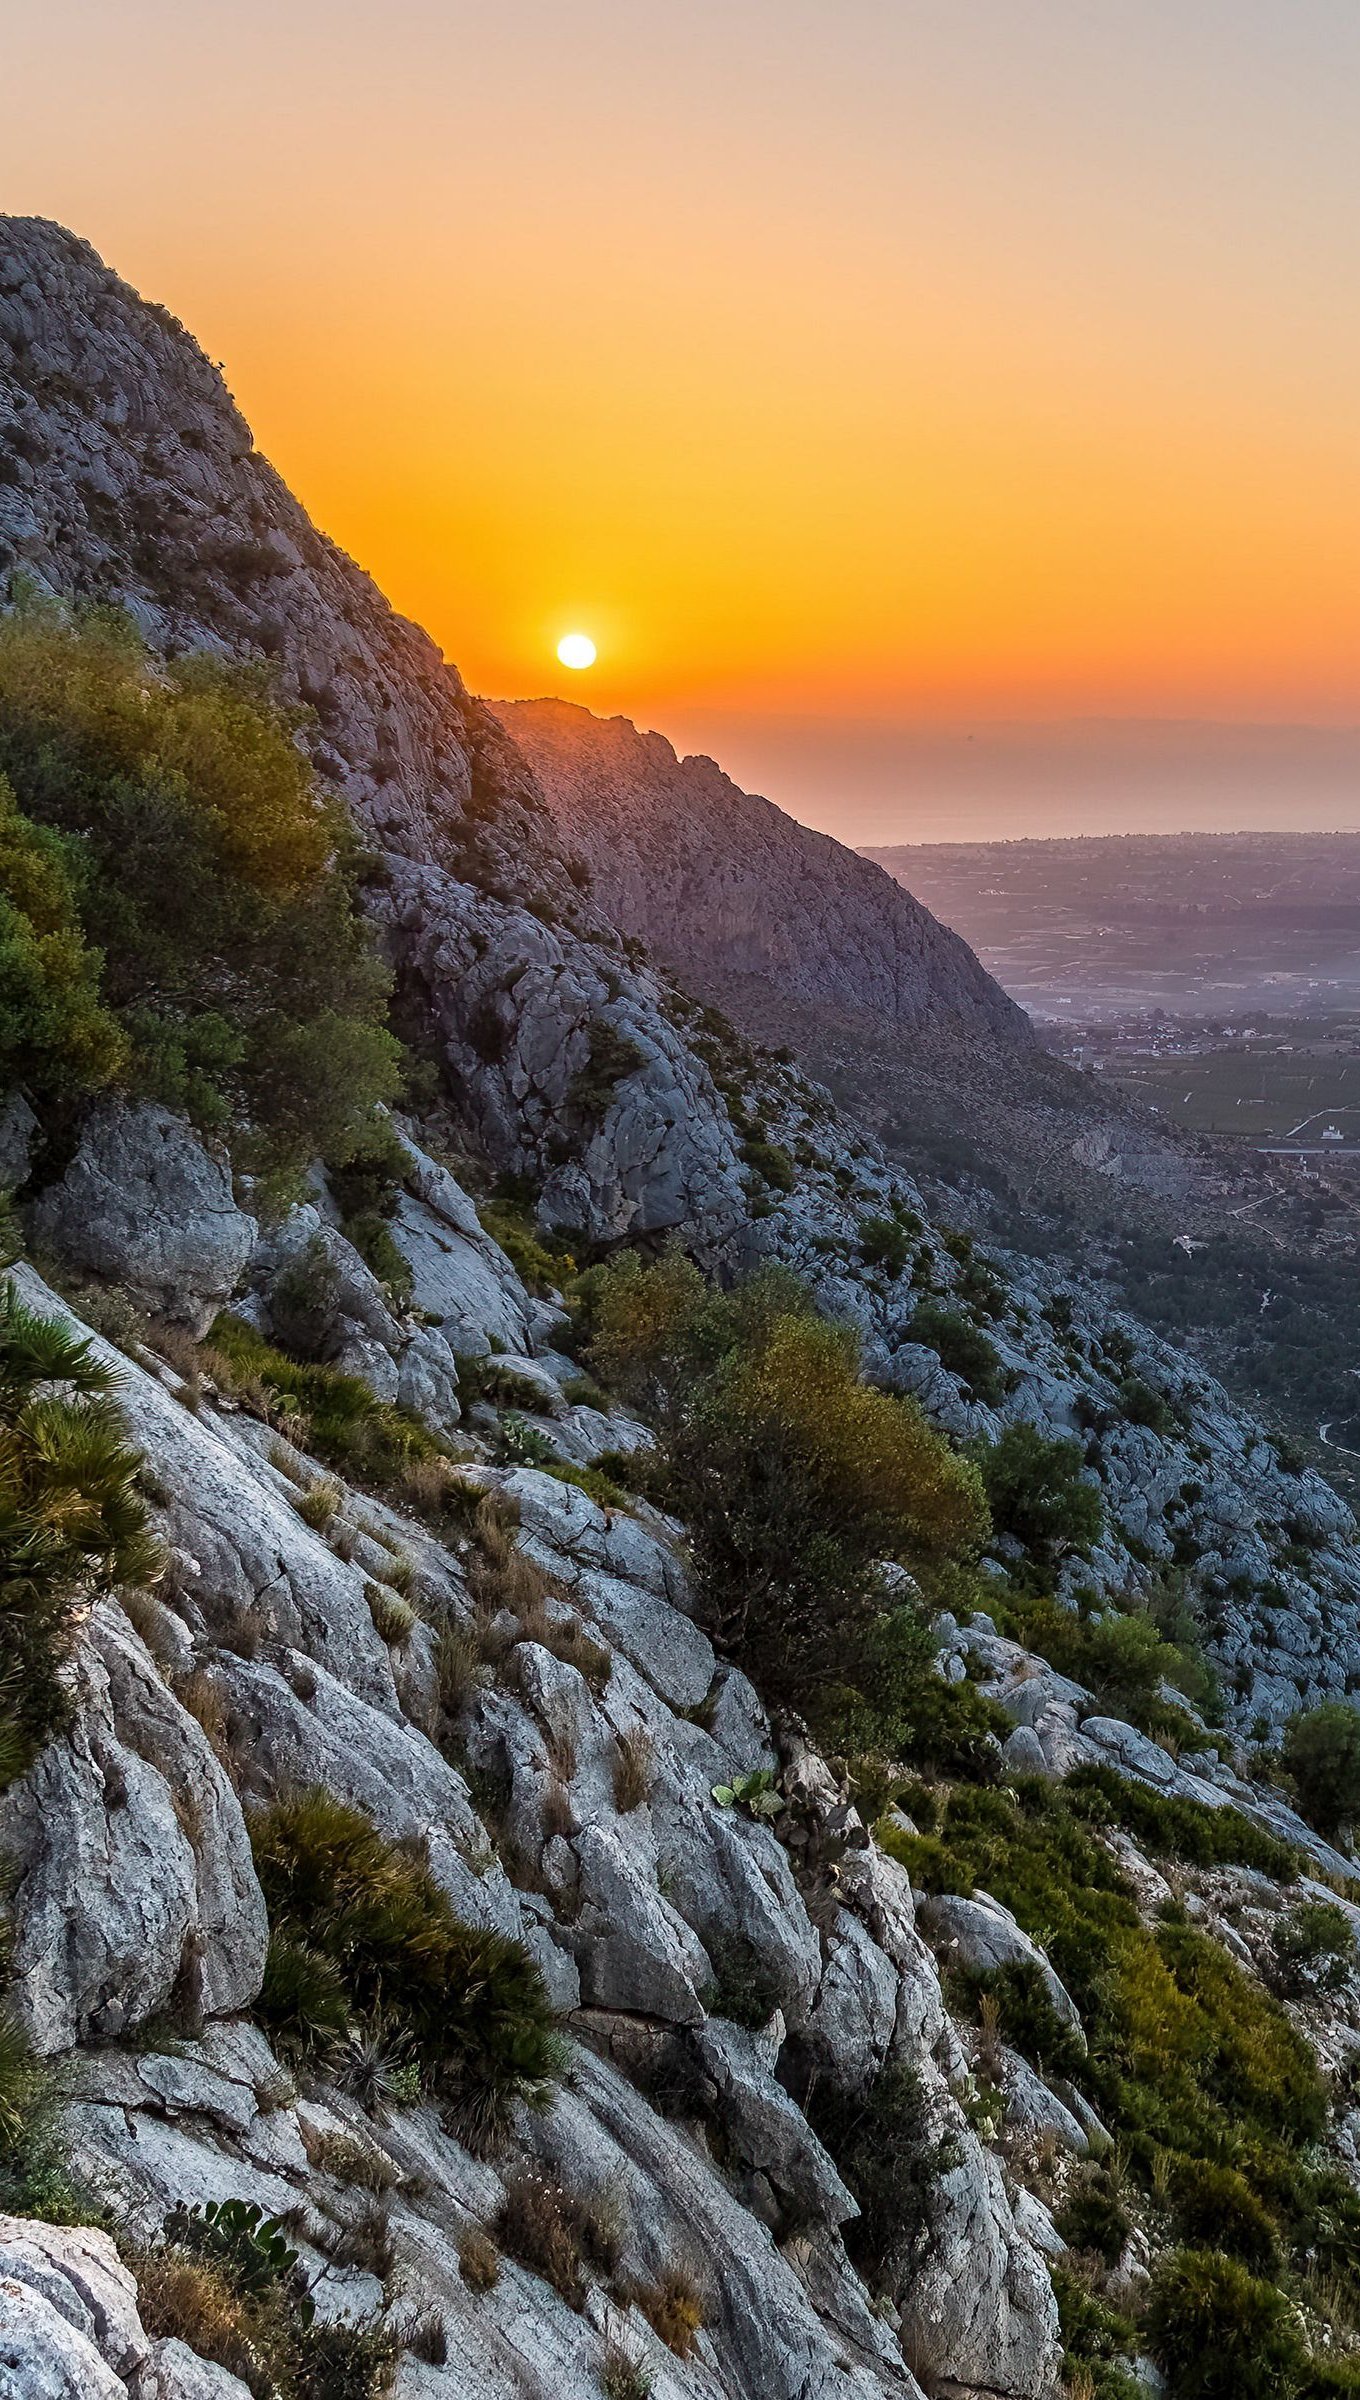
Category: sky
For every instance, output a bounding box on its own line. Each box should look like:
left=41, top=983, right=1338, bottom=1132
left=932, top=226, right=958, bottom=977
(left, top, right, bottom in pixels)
left=5, top=0, right=1360, bottom=841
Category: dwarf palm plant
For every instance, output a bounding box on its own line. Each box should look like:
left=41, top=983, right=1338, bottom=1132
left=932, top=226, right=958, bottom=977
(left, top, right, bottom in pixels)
left=0, top=1283, right=158, bottom=1789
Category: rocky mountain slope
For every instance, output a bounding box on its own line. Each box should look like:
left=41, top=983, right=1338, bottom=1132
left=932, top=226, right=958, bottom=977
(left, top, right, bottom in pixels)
left=491, top=699, right=1030, bottom=1047
left=7, top=216, right=1360, bottom=2400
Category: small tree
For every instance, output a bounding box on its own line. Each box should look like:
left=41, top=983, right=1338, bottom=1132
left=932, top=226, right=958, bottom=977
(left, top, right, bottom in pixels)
left=1283, top=1700, right=1360, bottom=1842
left=975, top=1422, right=1102, bottom=1563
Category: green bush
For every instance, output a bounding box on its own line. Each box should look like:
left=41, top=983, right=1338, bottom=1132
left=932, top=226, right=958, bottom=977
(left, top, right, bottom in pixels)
left=1002, top=1594, right=1203, bottom=1743
left=249, top=1787, right=563, bottom=2149
left=956, top=1958, right=1084, bottom=2079
left=205, top=1314, right=440, bottom=1491
left=1065, top=1764, right=1298, bottom=1881
left=1284, top=1701, right=1360, bottom=1841
left=1269, top=1899, right=1356, bottom=1998
left=1117, top=1374, right=1176, bottom=1435
left=1145, top=2248, right=1306, bottom=2400
left=567, top=1020, right=645, bottom=1123
left=974, top=1422, right=1102, bottom=1562
left=326, top=1122, right=414, bottom=1308
left=0, top=775, right=126, bottom=1099
left=1165, top=2157, right=1280, bottom=2272
left=0, top=602, right=400, bottom=1177
left=575, top=1255, right=988, bottom=1728
left=858, top=1214, right=911, bottom=1277
left=908, top=1303, right=1006, bottom=1406
left=1053, top=2178, right=1131, bottom=2268
left=0, top=1284, right=158, bottom=1787
left=803, top=2059, right=954, bottom=2284
left=740, top=1136, right=797, bottom=1193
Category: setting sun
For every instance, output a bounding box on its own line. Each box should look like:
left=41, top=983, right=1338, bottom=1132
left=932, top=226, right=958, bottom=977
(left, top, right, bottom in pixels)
left=557, top=632, right=597, bottom=671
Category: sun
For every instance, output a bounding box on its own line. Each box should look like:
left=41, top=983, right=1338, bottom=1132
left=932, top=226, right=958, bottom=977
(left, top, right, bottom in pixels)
left=556, top=631, right=597, bottom=670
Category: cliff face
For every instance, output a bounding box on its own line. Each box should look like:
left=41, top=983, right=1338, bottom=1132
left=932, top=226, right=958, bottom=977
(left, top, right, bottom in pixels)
left=494, top=698, right=1032, bottom=1048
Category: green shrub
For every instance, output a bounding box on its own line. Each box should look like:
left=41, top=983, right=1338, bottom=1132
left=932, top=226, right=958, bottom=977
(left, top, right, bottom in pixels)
left=1269, top=1899, right=1356, bottom=1998
left=1117, top=1375, right=1175, bottom=1436
left=0, top=774, right=126, bottom=1097
left=956, top=1958, right=1084, bottom=2079
left=1002, top=1594, right=1202, bottom=1743
left=1146, top=2248, right=1306, bottom=2400
left=664, top=1299, right=987, bottom=1702
left=477, top=1195, right=575, bottom=1295
left=803, top=2059, right=953, bottom=2284
left=975, top=1422, right=1102, bottom=1562
left=908, top=1303, right=1006, bottom=1406
left=568, top=1020, right=645, bottom=1123
left=325, top=1123, right=413, bottom=1307
left=858, top=1214, right=911, bottom=1276
left=1165, top=2157, right=1280, bottom=2271
left=1053, top=2179, right=1131, bottom=2268
left=576, top=1255, right=988, bottom=1725
left=0, top=1284, right=158, bottom=1787
left=205, top=1314, right=440, bottom=1491
left=249, top=1788, right=563, bottom=2148
left=1284, top=1701, right=1360, bottom=1841
left=0, top=602, right=400, bottom=1177
left=740, top=1136, right=797, bottom=1193
left=1050, top=2265, right=1141, bottom=2399
left=1064, top=1764, right=1298, bottom=1880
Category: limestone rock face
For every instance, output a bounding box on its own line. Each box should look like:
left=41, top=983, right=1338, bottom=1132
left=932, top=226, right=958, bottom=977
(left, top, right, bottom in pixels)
left=0, top=1601, right=267, bottom=2054
left=27, top=1104, right=256, bottom=1331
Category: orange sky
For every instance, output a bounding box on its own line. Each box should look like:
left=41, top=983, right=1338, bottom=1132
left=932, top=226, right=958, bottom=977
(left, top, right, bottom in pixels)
left=7, top=2, right=1360, bottom=833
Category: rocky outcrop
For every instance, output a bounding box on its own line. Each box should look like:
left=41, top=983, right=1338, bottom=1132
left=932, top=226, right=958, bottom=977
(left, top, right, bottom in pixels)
left=495, top=699, right=1031, bottom=1047
left=28, top=1105, right=256, bottom=1331
left=0, top=1260, right=1061, bottom=2400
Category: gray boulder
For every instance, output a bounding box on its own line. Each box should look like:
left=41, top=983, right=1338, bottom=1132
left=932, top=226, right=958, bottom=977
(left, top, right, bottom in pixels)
left=28, top=1103, right=256, bottom=1330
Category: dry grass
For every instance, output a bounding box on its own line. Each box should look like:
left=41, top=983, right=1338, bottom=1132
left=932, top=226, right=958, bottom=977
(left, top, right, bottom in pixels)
left=174, top=1668, right=232, bottom=1766
left=494, top=2167, right=591, bottom=2310
left=457, top=2225, right=502, bottom=2293
left=434, top=1622, right=485, bottom=1717
left=119, top=1587, right=179, bottom=1673
left=295, top=1476, right=342, bottom=1532
left=541, top=1777, right=576, bottom=1841
left=327, top=2198, right=395, bottom=2279
left=628, top=2267, right=706, bottom=2359
left=612, top=1728, right=654, bottom=1814
left=404, top=2308, right=449, bottom=2364
left=600, top=2336, right=653, bottom=2400
left=308, top=2126, right=399, bottom=2193
left=385, top=1550, right=418, bottom=1598
left=220, top=1602, right=270, bottom=1660
left=403, top=1455, right=483, bottom=1523
left=133, top=2251, right=263, bottom=2387
left=269, top=1437, right=308, bottom=1485
left=366, top=1582, right=418, bottom=1648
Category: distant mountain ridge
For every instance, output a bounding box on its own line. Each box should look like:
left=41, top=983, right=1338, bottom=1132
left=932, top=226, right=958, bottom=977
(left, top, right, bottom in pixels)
left=494, top=697, right=1033, bottom=1047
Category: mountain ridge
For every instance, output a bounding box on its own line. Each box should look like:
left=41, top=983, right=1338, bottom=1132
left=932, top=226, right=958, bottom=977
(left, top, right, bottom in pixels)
left=493, top=695, right=1032, bottom=1047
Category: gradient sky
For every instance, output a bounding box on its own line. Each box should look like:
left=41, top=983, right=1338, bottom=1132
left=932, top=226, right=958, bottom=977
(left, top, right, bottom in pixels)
left=6, top=1, right=1360, bottom=838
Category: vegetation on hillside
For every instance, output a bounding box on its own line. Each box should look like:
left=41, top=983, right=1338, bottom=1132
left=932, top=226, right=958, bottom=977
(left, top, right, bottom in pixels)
left=0, top=600, right=401, bottom=1182
left=571, top=1248, right=1001, bottom=1769
left=250, top=1787, right=564, bottom=2151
